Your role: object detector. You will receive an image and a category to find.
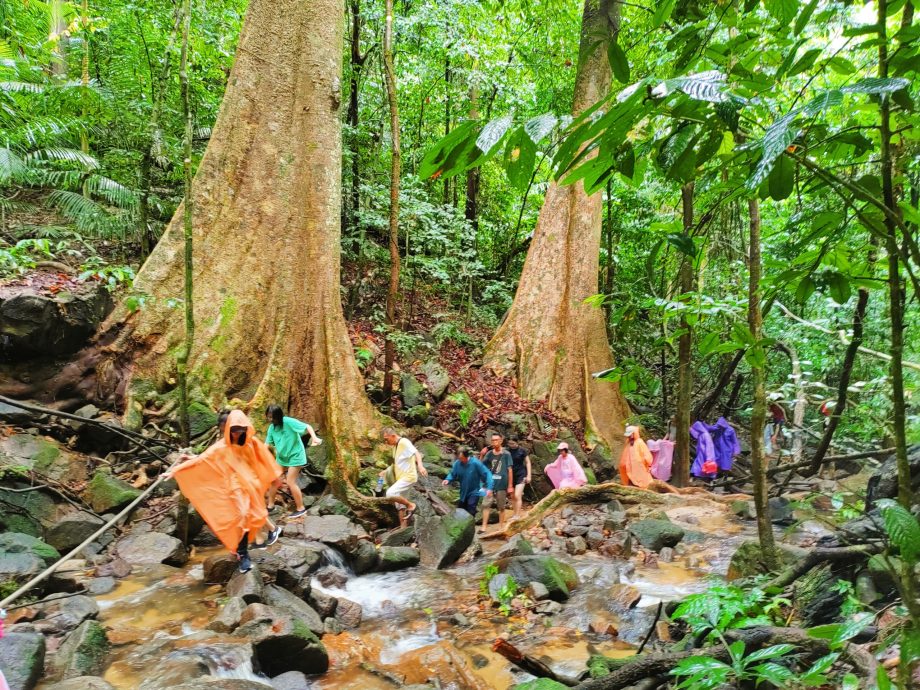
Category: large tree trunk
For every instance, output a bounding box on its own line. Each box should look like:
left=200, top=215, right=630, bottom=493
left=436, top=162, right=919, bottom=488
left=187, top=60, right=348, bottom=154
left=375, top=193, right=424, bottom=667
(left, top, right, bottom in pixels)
left=56, top=0, right=381, bottom=495
left=673, top=183, right=694, bottom=487
left=482, top=0, right=629, bottom=454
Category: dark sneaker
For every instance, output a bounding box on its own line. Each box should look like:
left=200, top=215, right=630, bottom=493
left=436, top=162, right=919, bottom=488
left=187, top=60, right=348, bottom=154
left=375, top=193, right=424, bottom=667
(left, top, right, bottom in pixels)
left=268, top=505, right=281, bottom=515
left=238, top=553, right=253, bottom=573
left=289, top=508, right=307, bottom=519
left=265, top=526, right=282, bottom=546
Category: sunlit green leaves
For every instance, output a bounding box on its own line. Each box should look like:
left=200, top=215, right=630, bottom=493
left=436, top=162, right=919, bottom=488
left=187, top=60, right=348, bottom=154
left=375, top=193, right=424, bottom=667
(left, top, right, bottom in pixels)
left=764, top=0, right=799, bottom=26
left=876, top=499, right=920, bottom=561
left=607, top=39, right=630, bottom=83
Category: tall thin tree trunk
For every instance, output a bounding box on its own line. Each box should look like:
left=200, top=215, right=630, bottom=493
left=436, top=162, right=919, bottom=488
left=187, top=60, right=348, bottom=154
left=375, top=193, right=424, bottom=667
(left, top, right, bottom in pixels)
left=482, top=0, right=630, bottom=455
left=381, top=0, right=401, bottom=405
left=80, top=0, right=91, bottom=198
left=748, top=195, right=777, bottom=569
left=464, top=63, right=480, bottom=233
left=673, top=182, right=694, bottom=487
left=443, top=53, right=452, bottom=205
left=176, top=0, right=193, bottom=446
left=603, top=179, right=616, bottom=341
left=51, top=0, right=67, bottom=77
left=347, top=0, right=365, bottom=236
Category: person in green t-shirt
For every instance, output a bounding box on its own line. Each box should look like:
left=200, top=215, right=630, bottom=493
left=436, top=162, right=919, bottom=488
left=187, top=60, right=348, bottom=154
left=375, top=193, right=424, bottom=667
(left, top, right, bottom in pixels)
left=479, top=432, right=512, bottom=535
left=264, top=404, right=322, bottom=518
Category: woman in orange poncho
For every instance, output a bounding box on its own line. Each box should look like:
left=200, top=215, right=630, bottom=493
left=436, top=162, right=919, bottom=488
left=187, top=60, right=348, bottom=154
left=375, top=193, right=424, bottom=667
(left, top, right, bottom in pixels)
left=165, top=409, right=282, bottom=573
left=619, top=425, right=654, bottom=489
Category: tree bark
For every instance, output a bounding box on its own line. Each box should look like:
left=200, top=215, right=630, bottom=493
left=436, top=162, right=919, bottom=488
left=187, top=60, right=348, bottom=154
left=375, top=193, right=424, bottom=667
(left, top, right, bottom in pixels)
left=747, top=196, right=777, bottom=569
left=346, top=0, right=366, bottom=236
left=465, top=64, right=480, bottom=233
left=674, top=183, right=694, bottom=487
left=381, top=0, right=401, bottom=406
left=482, top=0, right=629, bottom=455
left=176, top=0, right=193, bottom=446
left=59, top=0, right=381, bottom=496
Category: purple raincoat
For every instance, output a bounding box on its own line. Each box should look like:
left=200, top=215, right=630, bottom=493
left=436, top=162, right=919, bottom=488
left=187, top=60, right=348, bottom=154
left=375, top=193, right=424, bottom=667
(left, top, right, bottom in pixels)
left=690, top=421, right=717, bottom=478
left=707, top=417, right=741, bottom=471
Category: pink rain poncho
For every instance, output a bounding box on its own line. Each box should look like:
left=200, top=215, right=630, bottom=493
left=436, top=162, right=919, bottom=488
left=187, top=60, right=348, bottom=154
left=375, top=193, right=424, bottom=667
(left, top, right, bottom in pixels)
left=619, top=427, right=654, bottom=489
left=545, top=453, right=588, bottom=489
left=647, top=439, right=675, bottom=482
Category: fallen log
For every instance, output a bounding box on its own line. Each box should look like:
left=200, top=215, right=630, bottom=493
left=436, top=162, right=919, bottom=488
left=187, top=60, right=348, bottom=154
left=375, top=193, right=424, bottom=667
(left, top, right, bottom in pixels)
left=768, top=544, right=880, bottom=589
left=492, top=639, right=579, bottom=686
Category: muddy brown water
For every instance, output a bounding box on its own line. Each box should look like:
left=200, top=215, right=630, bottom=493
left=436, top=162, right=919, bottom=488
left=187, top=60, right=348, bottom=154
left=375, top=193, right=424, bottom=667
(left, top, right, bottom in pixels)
left=41, top=504, right=756, bottom=689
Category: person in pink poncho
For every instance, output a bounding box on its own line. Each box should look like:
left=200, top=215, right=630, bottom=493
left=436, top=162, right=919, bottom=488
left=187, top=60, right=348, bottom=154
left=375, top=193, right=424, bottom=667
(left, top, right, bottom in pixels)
left=619, top=425, right=654, bottom=489
left=545, top=442, right=588, bottom=489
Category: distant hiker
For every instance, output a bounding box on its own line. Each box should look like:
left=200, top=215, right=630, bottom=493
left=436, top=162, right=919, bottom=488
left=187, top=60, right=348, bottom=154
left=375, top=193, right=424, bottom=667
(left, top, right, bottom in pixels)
left=480, top=432, right=513, bottom=534
left=443, top=446, right=493, bottom=517
left=647, top=437, right=675, bottom=482
left=768, top=396, right=787, bottom=450
left=507, top=434, right=532, bottom=520
left=619, top=426, right=653, bottom=488
left=546, top=441, right=588, bottom=490
left=165, top=410, right=282, bottom=573
left=380, top=428, right=427, bottom=527
left=264, top=404, right=322, bottom=518
left=690, top=420, right=718, bottom=481
left=706, top=417, right=740, bottom=475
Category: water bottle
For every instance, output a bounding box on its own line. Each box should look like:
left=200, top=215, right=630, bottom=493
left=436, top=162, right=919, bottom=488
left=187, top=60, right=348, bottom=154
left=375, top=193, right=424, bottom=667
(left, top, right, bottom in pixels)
left=376, top=477, right=385, bottom=494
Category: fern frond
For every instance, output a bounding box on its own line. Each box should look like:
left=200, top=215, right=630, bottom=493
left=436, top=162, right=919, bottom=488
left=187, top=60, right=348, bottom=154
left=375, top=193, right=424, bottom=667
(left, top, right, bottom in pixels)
left=26, top=147, right=100, bottom=169
left=85, top=175, right=139, bottom=209
left=876, top=499, right=920, bottom=561
left=0, top=147, right=27, bottom=184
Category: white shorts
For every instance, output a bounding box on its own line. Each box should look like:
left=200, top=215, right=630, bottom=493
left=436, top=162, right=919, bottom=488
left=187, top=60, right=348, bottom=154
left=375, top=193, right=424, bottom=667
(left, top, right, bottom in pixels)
left=386, top=478, right=414, bottom=503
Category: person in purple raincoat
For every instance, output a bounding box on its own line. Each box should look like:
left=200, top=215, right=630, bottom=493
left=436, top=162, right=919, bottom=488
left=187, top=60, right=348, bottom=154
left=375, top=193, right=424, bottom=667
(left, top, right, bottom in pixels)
left=706, top=417, right=741, bottom=476
left=690, top=421, right=718, bottom=479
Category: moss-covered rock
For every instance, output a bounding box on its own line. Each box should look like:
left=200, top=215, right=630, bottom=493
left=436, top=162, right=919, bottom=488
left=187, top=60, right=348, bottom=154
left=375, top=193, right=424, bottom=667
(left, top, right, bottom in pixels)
left=0, top=532, right=61, bottom=586
left=727, top=540, right=799, bottom=580
left=0, top=630, right=45, bottom=690
left=0, top=481, right=57, bottom=536
left=49, top=620, right=109, bottom=680
left=629, top=518, right=685, bottom=551
left=400, top=373, right=426, bottom=408
left=83, top=470, right=141, bottom=514
left=495, top=555, right=580, bottom=601
left=187, top=401, right=218, bottom=438
left=415, top=508, right=475, bottom=569
left=512, top=678, right=570, bottom=689
left=0, top=434, right=87, bottom=485
left=376, top=546, right=421, bottom=572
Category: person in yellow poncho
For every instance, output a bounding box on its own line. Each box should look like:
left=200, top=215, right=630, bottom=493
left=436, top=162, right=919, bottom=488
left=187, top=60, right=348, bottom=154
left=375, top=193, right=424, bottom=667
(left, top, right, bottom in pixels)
left=379, top=427, right=428, bottom=527
left=619, top=424, right=654, bottom=489
left=165, top=409, right=282, bottom=573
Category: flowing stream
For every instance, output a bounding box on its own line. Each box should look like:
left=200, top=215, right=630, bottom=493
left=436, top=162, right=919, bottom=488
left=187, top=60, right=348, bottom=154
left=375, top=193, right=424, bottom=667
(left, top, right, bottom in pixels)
left=43, top=506, right=757, bottom=689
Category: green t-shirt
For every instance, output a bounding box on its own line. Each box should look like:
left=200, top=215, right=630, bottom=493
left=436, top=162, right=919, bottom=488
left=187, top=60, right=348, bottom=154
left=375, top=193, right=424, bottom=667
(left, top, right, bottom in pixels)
left=265, top=416, right=308, bottom=467
left=482, top=449, right=512, bottom=492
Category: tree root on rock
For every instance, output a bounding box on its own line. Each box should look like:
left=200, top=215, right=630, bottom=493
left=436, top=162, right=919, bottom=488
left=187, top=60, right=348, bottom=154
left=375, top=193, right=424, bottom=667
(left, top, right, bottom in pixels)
left=767, top=544, right=880, bottom=589
left=576, top=626, right=877, bottom=690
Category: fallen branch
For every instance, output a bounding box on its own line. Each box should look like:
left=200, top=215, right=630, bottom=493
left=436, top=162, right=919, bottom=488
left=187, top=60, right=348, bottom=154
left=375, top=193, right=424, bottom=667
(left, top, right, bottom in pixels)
left=492, top=639, right=579, bottom=686
left=766, top=448, right=894, bottom=478
left=768, top=544, right=880, bottom=589
left=422, top=426, right=463, bottom=442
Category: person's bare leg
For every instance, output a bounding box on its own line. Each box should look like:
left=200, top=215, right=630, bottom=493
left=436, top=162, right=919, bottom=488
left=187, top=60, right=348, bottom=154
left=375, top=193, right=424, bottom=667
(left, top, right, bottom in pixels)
left=498, top=508, right=506, bottom=531
left=513, top=484, right=524, bottom=518
left=287, top=466, right=305, bottom=511
left=266, top=483, right=278, bottom=510
left=481, top=507, right=490, bottom=532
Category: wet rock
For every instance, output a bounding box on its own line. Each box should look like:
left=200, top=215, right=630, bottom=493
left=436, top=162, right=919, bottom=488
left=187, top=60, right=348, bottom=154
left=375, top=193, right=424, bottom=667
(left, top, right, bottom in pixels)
left=32, top=594, right=98, bottom=635
left=203, top=554, right=239, bottom=584
left=46, top=511, right=105, bottom=552
left=45, top=677, right=115, bottom=690
left=561, top=524, right=589, bottom=538
left=380, top=525, right=416, bottom=547
left=349, top=540, right=379, bottom=574
left=323, top=617, right=343, bottom=635
left=420, top=361, right=450, bottom=400
left=585, top=530, right=605, bottom=549
left=565, top=537, right=587, bottom=555
left=610, top=584, right=641, bottom=609
left=0, top=401, right=32, bottom=425
left=115, top=532, right=188, bottom=567
left=308, top=494, right=351, bottom=517
left=169, top=682, right=270, bottom=690
left=866, top=445, right=920, bottom=509
left=84, top=470, right=141, bottom=513
left=589, top=619, right=619, bottom=636
left=731, top=497, right=794, bottom=524
left=271, top=671, right=310, bottom=690
left=629, top=519, right=685, bottom=551
left=334, top=598, right=362, bottom=629
left=94, top=557, right=131, bottom=579
left=659, top=547, right=675, bottom=563
left=234, top=605, right=328, bottom=676
left=0, top=532, right=60, bottom=586
left=488, top=573, right=514, bottom=603
left=599, top=531, right=632, bottom=559
left=495, top=535, right=535, bottom=559
left=526, top=581, right=550, bottom=601
left=416, top=508, right=475, bottom=569
left=495, top=555, right=579, bottom=601
left=727, top=541, right=800, bottom=580
left=86, top=576, right=115, bottom=595
left=643, top=551, right=659, bottom=569
left=226, top=567, right=264, bottom=604
left=308, top=590, right=338, bottom=618
left=207, top=597, right=247, bottom=634
left=603, top=512, right=627, bottom=532
left=0, top=630, right=45, bottom=690
left=404, top=405, right=431, bottom=426
left=376, top=546, right=420, bottom=572
left=296, top=515, right=366, bottom=552
left=263, top=584, right=324, bottom=636
left=0, top=481, right=57, bottom=537
left=533, top=601, right=563, bottom=616
left=856, top=570, right=880, bottom=606
left=0, top=434, right=89, bottom=485
left=449, top=612, right=470, bottom=626
left=315, top=565, right=349, bottom=589
left=401, top=373, right=426, bottom=408
left=48, top=620, right=109, bottom=681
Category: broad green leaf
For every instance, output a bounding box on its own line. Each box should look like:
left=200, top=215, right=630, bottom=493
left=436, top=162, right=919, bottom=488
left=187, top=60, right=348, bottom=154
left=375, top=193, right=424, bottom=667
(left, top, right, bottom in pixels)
left=420, top=121, right=478, bottom=179
left=788, top=48, right=822, bottom=77
left=745, top=643, right=797, bottom=663
left=503, top=128, right=537, bottom=191
left=764, top=0, right=799, bottom=25
left=825, top=272, right=851, bottom=305
left=670, top=656, right=732, bottom=676
left=731, top=323, right=756, bottom=346
left=841, top=673, right=859, bottom=690
left=803, top=89, right=843, bottom=116
left=832, top=613, right=873, bottom=645
left=842, top=77, right=910, bottom=94
left=667, top=233, right=697, bottom=258
left=795, top=276, right=816, bottom=304
left=524, top=113, right=557, bottom=143
left=826, top=56, right=858, bottom=75
left=607, top=40, right=630, bottom=83
left=793, top=0, right=819, bottom=35
left=652, top=0, right=677, bottom=28
left=902, top=626, right=920, bottom=663
left=877, top=666, right=893, bottom=690
left=668, top=71, right=730, bottom=103
left=876, top=499, right=920, bottom=560
left=476, top=115, right=514, bottom=154
left=753, top=662, right=795, bottom=686
left=768, top=153, right=794, bottom=201
left=802, top=651, right=840, bottom=678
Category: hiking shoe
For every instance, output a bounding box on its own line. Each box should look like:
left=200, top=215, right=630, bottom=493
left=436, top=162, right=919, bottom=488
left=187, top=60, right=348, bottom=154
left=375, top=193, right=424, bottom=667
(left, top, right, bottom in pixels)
left=265, top=526, right=282, bottom=546
left=267, top=505, right=281, bottom=515
left=238, top=553, right=253, bottom=573
left=288, top=508, right=307, bottom=519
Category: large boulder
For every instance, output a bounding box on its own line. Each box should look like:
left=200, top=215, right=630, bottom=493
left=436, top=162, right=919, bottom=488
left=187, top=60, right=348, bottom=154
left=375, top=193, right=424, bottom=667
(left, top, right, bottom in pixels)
left=727, top=541, right=800, bottom=580
left=349, top=540, right=379, bottom=575
left=292, top=515, right=366, bottom=554
left=234, top=605, right=328, bottom=676
left=46, top=511, right=106, bottom=551
left=115, top=532, right=188, bottom=567
left=420, top=361, right=450, bottom=400
left=270, top=672, right=310, bottom=690
left=0, top=286, right=112, bottom=359
left=84, top=471, right=141, bottom=514
left=376, top=546, right=420, bottom=572
left=0, top=532, right=60, bottom=586
left=334, top=597, right=362, bottom=628
left=400, top=373, right=426, bottom=408
left=866, top=445, right=920, bottom=509
left=629, top=519, right=686, bottom=552
left=0, top=434, right=88, bottom=485
left=32, top=594, right=99, bottom=636
left=47, top=620, right=109, bottom=681
left=262, top=584, right=324, bottom=636
left=226, top=567, right=264, bottom=604
left=495, top=555, right=580, bottom=601
left=207, top=597, right=248, bottom=634
left=0, top=630, right=45, bottom=690
left=415, top=509, right=475, bottom=569
left=0, top=482, right=58, bottom=537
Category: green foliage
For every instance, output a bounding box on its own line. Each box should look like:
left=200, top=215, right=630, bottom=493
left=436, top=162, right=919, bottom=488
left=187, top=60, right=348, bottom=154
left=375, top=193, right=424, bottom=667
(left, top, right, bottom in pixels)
left=480, top=562, right=499, bottom=597
left=673, top=581, right=789, bottom=641
left=671, top=641, right=799, bottom=690
left=0, top=238, right=53, bottom=276
left=78, top=257, right=135, bottom=291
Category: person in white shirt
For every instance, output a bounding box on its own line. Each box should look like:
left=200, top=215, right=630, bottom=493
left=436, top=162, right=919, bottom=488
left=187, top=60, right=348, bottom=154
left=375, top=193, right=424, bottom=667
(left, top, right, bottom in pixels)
left=380, top=427, right=428, bottom=527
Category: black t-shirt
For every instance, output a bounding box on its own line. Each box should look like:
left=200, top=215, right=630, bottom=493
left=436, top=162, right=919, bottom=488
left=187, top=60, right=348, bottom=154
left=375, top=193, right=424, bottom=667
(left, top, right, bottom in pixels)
left=509, top=447, right=528, bottom=478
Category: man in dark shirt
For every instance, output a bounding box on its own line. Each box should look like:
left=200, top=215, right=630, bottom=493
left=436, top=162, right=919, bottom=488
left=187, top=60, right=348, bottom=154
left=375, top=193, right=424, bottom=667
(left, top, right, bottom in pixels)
left=507, top=435, right=531, bottom=521
left=480, top=432, right=512, bottom=535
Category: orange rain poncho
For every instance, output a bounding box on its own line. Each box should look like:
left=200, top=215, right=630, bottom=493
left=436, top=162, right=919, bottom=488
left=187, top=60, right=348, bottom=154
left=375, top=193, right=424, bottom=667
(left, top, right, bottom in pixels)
left=173, top=410, right=281, bottom=552
left=619, top=426, right=654, bottom=489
